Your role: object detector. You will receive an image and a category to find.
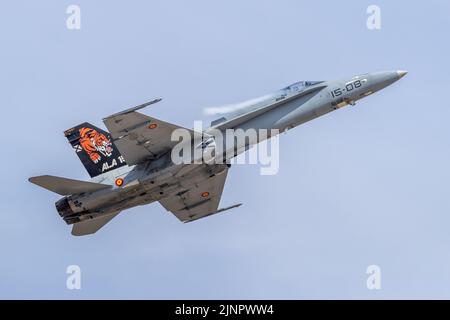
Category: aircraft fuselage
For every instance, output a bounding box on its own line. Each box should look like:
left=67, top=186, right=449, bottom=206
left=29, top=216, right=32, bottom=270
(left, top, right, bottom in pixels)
left=55, top=71, right=407, bottom=226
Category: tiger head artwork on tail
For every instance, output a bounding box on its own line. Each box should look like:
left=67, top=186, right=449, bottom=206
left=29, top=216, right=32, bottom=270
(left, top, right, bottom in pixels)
left=78, top=127, right=113, bottom=164
left=64, top=122, right=127, bottom=177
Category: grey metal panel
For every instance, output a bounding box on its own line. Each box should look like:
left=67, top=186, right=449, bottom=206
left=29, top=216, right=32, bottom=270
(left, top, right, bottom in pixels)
left=159, top=168, right=228, bottom=222
left=71, top=211, right=121, bottom=236
left=28, top=175, right=111, bottom=196
left=103, top=111, right=196, bottom=165
left=103, top=98, right=161, bottom=118
left=209, top=84, right=327, bottom=131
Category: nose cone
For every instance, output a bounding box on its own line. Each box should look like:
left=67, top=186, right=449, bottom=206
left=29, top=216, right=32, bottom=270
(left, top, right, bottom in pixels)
left=397, top=70, right=408, bottom=79
left=367, top=70, right=407, bottom=93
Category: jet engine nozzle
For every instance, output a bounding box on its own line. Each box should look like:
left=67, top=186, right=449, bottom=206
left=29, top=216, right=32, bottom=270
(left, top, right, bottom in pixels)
left=55, top=197, right=74, bottom=218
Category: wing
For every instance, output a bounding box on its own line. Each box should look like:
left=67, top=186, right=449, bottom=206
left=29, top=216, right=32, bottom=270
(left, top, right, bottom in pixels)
left=103, top=101, right=198, bottom=165
left=159, top=168, right=230, bottom=222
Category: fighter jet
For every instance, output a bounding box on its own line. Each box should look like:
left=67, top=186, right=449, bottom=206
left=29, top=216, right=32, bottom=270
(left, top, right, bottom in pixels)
left=29, top=70, right=407, bottom=236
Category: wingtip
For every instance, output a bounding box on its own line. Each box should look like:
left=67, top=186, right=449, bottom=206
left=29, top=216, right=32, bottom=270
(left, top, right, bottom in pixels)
left=103, top=98, right=163, bottom=120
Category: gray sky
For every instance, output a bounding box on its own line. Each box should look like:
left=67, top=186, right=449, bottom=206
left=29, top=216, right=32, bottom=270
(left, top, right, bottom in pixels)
left=1, top=0, right=450, bottom=299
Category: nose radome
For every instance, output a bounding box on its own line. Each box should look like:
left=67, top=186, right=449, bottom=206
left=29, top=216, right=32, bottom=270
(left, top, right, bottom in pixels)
left=397, top=70, right=408, bottom=79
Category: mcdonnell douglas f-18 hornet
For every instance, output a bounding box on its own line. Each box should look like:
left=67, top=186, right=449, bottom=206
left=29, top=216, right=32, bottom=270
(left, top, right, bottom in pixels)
left=29, top=70, right=407, bottom=236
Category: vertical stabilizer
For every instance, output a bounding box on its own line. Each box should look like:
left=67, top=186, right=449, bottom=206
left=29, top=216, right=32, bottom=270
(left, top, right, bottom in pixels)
left=64, top=122, right=127, bottom=177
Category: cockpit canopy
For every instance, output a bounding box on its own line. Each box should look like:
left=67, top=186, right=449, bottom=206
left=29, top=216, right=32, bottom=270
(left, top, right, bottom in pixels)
left=283, top=81, right=324, bottom=91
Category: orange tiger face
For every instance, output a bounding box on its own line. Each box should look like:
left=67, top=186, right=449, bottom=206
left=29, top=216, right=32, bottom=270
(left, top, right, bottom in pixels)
left=79, top=127, right=113, bottom=163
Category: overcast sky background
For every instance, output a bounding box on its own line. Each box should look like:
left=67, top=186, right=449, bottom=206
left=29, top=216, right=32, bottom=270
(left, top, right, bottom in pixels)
left=1, top=1, right=449, bottom=299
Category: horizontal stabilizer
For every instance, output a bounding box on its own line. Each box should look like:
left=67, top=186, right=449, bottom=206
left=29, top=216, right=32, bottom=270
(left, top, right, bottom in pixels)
left=72, top=211, right=121, bottom=236
left=28, top=175, right=111, bottom=195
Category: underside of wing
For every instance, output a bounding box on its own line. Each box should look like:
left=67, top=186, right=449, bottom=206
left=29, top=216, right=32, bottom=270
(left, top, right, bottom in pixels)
left=159, top=167, right=230, bottom=222
left=103, top=103, right=198, bottom=166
